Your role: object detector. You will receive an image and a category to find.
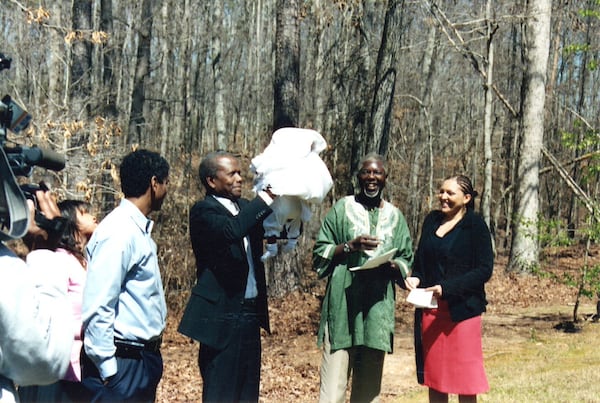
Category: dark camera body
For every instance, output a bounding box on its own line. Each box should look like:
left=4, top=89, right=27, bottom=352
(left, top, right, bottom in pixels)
left=0, top=52, right=65, bottom=177
left=1, top=95, right=31, bottom=133
left=0, top=52, right=66, bottom=241
left=19, top=182, right=68, bottom=236
left=0, top=53, right=11, bottom=71
left=4, top=145, right=65, bottom=177
left=20, top=183, right=49, bottom=210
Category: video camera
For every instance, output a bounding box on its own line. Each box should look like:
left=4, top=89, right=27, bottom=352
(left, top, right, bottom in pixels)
left=0, top=52, right=66, bottom=241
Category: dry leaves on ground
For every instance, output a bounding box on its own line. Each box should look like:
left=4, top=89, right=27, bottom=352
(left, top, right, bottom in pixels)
left=157, top=246, right=600, bottom=402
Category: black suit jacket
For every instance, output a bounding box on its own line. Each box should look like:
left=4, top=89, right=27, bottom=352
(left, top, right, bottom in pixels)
left=412, top=209, right=494, bottom=322
left=178, top=194, right=272, bottom=349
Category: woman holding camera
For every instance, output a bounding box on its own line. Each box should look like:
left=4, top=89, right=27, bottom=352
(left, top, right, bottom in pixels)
left=19, top=200, right=97, bottom=402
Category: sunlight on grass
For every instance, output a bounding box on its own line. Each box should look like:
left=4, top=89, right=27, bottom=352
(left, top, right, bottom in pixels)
left=483, top=322, right=600, bottom=403
left=392, top=314, right=600, bottom=402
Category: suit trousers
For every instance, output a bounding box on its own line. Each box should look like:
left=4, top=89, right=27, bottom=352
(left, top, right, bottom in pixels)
left=18, top=379, right=91, bottom=402
left=80, top=349, right=163, bottom=402
left=199, top=302, right=262, bottom=403
left=318, top=325, right=385, bottom=403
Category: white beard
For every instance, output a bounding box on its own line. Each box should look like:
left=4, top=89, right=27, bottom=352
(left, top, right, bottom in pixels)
left=364, top=189, right=380, bottom=198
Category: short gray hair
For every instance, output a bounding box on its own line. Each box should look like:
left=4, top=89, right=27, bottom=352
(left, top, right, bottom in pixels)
left=198, top=151, right=236, bottom=191
left=356, top=152, right=387, bottom=175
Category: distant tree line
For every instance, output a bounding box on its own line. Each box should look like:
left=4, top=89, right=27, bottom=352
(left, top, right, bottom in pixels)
left=1, top=0, right=599, bottom=304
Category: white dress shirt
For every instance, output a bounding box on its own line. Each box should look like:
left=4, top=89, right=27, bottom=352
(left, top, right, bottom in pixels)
left=212, top=195, right=258, bottom=299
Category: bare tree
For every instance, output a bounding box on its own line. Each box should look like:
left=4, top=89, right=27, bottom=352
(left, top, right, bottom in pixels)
left=508, top=0, right=552, bottom=272
left=405, top=18, right=437, bottom=235
left=349, top=1, right=376, bottom=177
left=3, top=0, right=600, bottom=306
left=70, top=0, right=92, bottom=118
left=128, top=0, right=155, bottom=145
left=482, top=0, right=495, bottom=235
left=369, top=0, right=404, bottom=157
left=269, top=0, right=302, bottom=297
left=47, top=2, right=65, bottom=119
left=273, top=0, right=300, bottom=130
left=211, top=0, right=227, bottom=150
left=99, top=0, right=118, bottom=117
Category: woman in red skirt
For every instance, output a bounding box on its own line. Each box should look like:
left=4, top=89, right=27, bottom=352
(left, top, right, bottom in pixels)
left=405, top=175, right=493, bottom=403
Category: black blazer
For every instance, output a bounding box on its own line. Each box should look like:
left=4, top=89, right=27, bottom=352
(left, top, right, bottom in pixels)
left=411, top=209, right=494, bottom=322
left=178, top=195, right=272, bottom=349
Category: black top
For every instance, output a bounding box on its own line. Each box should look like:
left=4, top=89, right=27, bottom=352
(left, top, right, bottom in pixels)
left=411, top=209, right=494, bottom=322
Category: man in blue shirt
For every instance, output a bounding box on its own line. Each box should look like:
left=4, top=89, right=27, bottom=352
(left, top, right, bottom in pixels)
left=81, top=149, right=170, bottom=402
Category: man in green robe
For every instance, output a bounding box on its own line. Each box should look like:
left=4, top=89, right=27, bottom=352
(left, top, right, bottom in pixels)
left=313, top=153, right=414, bottom=403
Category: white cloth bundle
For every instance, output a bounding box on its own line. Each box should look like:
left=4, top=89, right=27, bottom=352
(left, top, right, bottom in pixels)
left=251, top=128, right=333, bottom=260
left=251, top=127, right=333, bottom=202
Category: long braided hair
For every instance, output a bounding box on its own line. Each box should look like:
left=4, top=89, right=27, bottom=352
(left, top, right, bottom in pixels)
left=446, top=174, right=478, bottom=210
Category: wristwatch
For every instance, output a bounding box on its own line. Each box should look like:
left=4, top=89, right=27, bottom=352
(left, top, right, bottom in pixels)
left=343, top=242, right=352, bottom=253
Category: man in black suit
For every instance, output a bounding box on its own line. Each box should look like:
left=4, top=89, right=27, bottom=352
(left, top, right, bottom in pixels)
left=178, top=151, right=276, bottom=403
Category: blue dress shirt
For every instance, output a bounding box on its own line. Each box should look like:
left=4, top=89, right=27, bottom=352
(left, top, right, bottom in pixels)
left=82, top=199, right=167, bottom=379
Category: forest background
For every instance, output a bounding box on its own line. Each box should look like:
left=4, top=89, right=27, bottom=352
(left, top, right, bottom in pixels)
left=2, top=0, right=600, bottom=313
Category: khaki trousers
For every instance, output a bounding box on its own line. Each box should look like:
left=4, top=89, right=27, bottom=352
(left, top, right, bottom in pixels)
left=318, top=325, right=385, bottom=403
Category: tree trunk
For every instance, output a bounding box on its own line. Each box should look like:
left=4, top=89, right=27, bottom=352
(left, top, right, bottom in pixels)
left=252, top=0, right=265, bottom=137
left=508, top=0, right=552, bottom=272
left=128, top=0, right=154, bottom=145
left=370, top=0, right=402, bottom=158
left=482, top=0, right=494, bottom=236
left=175, top=0, right=192, bottom=156
left=566, top=3, right=594, bottom=236
left=407, top=20, right=437, bottom=236
left=47, top=2, right=65, bottom=119
left=99, top=0, right=118, bottom=117
left=273, top=0, right=300, bottom=130
left=306, top=0, right=327, bottom=132
left=269, top=0, right=301, bottom=297
left=67, top=0, right=94, bottom=190
left=70, top=0, right=92, bottom=118
left=159, top=0, right=172, bottom=157
left=349, top=1, right=374, bottom=176
left=212, top=0, right=227, bottom=150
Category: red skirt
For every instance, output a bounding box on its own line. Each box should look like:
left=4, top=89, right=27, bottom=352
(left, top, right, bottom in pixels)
left=420, top=300, right=489, bottom=395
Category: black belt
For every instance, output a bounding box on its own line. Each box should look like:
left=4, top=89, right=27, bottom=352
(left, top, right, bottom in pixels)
left=114, top=337, right=162, bottom=359
left=242, top=297, right=257, bottom=306
left=241, top=297, right=258, bottom=312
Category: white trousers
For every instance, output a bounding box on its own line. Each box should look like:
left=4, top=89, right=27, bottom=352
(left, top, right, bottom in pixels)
left=319, top=325, right=385, bottom=403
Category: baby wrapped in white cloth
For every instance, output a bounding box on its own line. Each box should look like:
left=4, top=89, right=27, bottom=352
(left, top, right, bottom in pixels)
left=251, top=127, right=333, bottom=261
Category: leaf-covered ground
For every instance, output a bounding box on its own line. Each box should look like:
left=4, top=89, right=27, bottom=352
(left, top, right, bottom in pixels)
left=157, top=247, right=600, bottom=402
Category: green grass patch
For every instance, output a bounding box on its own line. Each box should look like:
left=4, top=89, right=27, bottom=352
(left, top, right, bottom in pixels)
left=392, top=306, right=600, bottom=402
left=483, top=324, right=600, bottom=402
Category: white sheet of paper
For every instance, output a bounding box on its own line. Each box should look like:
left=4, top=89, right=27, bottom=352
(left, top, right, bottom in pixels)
left=406, top=288, right=438, bottom=308
left=348, top=248, right=398, bottom=271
